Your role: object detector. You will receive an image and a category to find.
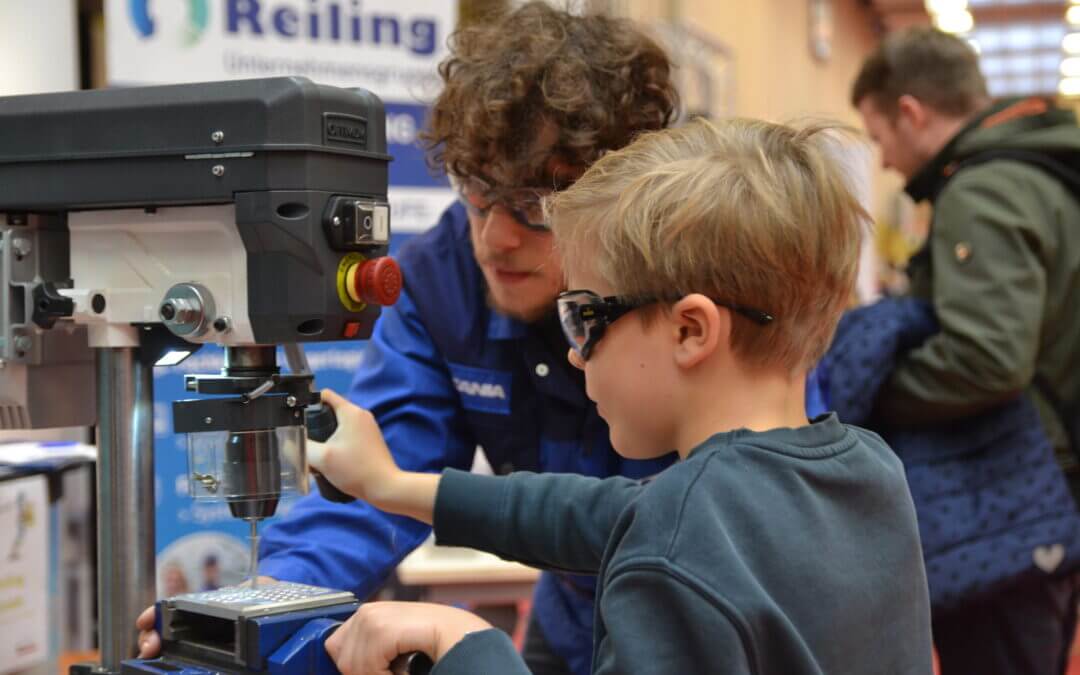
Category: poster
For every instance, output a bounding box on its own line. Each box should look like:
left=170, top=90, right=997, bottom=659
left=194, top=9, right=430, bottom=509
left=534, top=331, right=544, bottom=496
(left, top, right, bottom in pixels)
left=0, top=475, right=47, bottom=672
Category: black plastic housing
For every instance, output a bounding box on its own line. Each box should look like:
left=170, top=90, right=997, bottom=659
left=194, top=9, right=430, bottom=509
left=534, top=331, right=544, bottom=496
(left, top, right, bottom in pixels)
left=0, top=77, right=393, bottom=346
left=0, top=77, right=389, bottom=209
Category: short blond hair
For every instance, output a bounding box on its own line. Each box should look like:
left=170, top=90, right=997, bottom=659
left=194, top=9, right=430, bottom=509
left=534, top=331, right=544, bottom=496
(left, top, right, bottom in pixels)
left=548, top=117, right=867, bottom=374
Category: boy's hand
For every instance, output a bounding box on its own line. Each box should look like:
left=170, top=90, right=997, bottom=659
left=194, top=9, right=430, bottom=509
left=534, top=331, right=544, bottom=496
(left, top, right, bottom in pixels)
left=308, top=389, right=440, bottom=524
left=324, top=601, right=491, bottom=675
left=307, top=389, right=403, bottom=506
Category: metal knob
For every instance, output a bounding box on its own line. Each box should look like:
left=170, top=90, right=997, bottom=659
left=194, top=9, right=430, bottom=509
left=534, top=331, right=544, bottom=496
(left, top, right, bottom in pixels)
left=159, top=283, right=216, bottom=338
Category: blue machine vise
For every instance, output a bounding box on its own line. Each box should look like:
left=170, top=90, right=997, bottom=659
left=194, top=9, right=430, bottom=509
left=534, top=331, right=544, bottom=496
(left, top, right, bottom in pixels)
left=120, top=583, right=357, bottom=674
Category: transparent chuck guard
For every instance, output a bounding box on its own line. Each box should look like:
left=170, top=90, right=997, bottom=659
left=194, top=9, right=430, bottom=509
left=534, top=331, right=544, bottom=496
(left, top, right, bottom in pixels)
left=187, top=425, right=307, bottom=587
left=173, top=346, right=318, bottom=589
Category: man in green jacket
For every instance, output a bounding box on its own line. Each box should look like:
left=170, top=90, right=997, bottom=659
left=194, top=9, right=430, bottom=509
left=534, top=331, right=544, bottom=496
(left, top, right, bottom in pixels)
left=852, top=27, right=1080, bottom=675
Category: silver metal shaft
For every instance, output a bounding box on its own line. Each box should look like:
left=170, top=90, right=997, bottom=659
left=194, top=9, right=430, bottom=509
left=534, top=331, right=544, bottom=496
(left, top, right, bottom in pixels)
left=283, top=342, right=313, bottom=379
left=96, top=347, right=156, bottom=672
left=248, top=518, right=260, bottom=589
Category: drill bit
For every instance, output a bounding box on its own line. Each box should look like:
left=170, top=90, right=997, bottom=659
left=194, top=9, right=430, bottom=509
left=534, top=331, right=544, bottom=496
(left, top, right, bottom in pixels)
left=248, top=519, right=260, bottom=590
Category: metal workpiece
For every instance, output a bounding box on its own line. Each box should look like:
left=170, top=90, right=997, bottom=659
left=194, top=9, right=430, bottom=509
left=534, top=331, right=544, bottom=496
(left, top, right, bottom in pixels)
left=95, top=347, right=155, bottom=672
left=165, top=582, right=357, bottom=621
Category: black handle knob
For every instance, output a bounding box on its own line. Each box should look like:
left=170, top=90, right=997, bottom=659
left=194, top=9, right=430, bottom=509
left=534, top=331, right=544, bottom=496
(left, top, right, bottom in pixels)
left=305, top=403, right=354, bottom=504
left=390, top=652, right=434, bottom=675
left=31, top=282, right=75, bottom=329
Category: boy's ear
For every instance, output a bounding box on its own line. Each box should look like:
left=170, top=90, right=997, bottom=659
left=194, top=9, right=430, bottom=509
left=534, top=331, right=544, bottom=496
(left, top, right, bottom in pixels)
left=670, top=294, right=727, bottom=369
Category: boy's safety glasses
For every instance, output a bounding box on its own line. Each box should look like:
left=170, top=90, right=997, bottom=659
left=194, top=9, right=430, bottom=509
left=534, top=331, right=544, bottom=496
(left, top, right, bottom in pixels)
left=457, top=177, right=550, bottom=231
left=556, top=290, right=775, bottom=361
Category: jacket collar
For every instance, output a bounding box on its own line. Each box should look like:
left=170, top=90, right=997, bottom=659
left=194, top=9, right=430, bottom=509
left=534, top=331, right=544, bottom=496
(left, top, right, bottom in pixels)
left=904, top=99, right=1016, bottom=203
left=486, top=308, right=528, bottom=340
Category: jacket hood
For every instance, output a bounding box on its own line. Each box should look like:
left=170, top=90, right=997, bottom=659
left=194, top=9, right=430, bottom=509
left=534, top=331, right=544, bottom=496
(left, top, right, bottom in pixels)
left=906, top=98, right=1080, bottom=202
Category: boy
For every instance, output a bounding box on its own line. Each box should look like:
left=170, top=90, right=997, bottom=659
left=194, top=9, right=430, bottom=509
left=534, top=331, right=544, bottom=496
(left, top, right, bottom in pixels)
left=310, top=118, right=934, bottom=674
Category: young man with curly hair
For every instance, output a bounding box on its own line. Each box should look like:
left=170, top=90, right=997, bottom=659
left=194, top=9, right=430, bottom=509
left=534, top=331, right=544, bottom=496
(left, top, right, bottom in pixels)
left=138, top=4, right=679, bottom=673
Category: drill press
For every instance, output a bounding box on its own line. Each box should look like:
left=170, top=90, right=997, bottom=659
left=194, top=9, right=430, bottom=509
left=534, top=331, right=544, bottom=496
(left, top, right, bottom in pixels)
left=0, top=77, right=417, bottom=674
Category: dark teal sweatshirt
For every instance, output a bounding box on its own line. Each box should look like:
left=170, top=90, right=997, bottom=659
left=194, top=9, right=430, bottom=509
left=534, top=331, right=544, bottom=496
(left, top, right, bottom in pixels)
left=429, top=414, right=933, bottom=674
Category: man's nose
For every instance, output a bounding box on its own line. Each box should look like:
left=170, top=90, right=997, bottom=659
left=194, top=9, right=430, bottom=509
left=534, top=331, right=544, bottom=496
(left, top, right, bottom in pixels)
left=480, top=206, right=523, bottom=252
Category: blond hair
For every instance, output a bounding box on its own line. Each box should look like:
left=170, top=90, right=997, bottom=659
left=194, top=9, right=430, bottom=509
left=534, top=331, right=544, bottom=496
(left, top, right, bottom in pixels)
left=548, top=117, right=867, bottom=374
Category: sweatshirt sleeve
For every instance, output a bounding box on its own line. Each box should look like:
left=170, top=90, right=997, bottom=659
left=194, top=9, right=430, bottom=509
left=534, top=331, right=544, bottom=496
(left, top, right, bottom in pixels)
left=433, top=468, right=644, bottom=573
left=593, top=566, right=753, bottom=674
left=430, top=629, right=530, bottom=675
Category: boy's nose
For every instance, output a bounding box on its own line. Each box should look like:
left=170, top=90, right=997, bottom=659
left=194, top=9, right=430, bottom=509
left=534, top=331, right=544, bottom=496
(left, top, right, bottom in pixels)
left=481, top=207, right=523, bottom=252
left=567, top=347, right=585, bottom=371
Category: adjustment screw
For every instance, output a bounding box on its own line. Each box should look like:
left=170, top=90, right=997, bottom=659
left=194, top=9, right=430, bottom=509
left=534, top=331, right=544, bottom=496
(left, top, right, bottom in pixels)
left=204, top=417, right=213, bottom=425
left=212, top=165, right=225, bottom=177
left=211, top=130, right=224, bottom=144
left=160, top=302, right=176, bottom=321
left=11, top=238, right=31, bottom=258
left=213, top=316, right=231, bottom=333
left=332, top=216, right=342, bottom=227
left=285, top=395, right=297, bottom=408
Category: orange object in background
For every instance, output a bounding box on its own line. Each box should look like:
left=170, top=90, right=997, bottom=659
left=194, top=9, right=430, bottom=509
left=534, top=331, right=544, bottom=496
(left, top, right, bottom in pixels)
left=60, top=651, right=99, bottom=674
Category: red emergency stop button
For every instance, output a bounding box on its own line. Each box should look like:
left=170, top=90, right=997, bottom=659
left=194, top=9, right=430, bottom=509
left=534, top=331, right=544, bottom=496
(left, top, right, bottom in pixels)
left=346, top=257, right=402, bottom=306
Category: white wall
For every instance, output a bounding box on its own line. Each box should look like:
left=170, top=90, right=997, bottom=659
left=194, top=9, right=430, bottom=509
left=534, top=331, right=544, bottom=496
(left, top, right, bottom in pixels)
left=0, top=0, right=79, bottom=96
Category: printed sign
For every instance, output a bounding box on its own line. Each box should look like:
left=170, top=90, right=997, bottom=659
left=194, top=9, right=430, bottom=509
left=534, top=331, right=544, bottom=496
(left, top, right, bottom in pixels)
left=105, top=0, right=454, bottom=103
left=0, top=475, right=47, bottom=672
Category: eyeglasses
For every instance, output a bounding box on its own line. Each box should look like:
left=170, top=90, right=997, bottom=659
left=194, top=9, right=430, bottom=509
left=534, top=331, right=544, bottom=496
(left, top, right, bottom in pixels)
left=556, top=289, right=775, bottom=361
left=457, top=177, right=550, bottom=231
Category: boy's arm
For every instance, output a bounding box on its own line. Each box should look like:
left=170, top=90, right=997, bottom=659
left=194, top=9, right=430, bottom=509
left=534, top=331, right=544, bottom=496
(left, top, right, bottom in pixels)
left=310, top=391, right=645, bottom=572
left=433, top=469, right=645, bottom=572
left=593, top=567, right=753, bottom=674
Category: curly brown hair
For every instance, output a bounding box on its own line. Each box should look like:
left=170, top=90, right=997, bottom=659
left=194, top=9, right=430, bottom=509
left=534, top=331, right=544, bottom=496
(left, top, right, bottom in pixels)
left=421, top=2, right=678, bottom=192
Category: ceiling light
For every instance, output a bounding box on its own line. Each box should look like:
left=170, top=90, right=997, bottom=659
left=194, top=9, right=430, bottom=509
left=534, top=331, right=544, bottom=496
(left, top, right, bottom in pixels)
left=1064, top=33, right=1080, bottom=53
left=1063, top=57, right=1080, bottom=78
left=934, top=10, right=974, bottom=34
left=1068, top=6, right=1080, bottom=26
left=1058, top=77, right=1080, bottom=96
left=924, top=0, right=968, bottom=14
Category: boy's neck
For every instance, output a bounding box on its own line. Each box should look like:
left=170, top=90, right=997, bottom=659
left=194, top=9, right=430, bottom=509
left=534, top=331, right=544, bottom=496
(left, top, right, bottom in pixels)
left=672, top=367, right=809, bottom=459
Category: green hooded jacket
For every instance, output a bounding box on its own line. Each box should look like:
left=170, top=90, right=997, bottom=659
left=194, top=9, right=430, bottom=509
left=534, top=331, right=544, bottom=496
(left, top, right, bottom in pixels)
left=878, top=98, right=1080, bottom=473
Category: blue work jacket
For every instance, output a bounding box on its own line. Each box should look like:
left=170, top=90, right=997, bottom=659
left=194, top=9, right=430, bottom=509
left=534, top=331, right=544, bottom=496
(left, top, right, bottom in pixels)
left=259, top=203, right=827, bottom=674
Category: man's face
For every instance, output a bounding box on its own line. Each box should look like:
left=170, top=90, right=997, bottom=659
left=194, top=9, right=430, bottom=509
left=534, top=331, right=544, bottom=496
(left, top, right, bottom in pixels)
left=857, top=97, right=926, bottom=181
left=465, top=158, right=581, bottom=323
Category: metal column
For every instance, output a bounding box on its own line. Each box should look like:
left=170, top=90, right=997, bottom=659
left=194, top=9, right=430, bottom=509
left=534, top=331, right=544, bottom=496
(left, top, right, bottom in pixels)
left=95, top=347, right=155, bottom=673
